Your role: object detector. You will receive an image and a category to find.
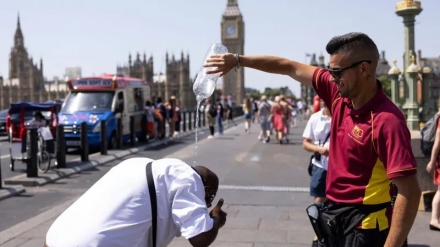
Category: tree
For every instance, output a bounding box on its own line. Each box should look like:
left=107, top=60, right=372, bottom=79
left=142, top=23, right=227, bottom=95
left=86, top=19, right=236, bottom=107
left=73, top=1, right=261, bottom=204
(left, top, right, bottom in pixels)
left=263, top=88, right=282, bottom=99
left=379, top=75, right=391, bottom=98
left=247, top=92, right=261, bottom=100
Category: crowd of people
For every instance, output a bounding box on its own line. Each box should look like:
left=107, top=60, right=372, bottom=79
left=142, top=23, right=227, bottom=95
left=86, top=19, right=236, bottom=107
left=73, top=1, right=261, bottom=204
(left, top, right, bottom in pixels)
left=239, top=95, right=311, bottom=144
left=144, top=96, right=182, bottom=140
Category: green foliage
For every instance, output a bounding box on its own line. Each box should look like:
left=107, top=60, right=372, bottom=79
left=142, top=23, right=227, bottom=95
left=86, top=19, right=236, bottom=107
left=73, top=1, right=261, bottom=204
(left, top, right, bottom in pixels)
left=263, top=88, right=282, bottom=98
left=379, top=75, right=391, bottom=98
left=247, top=92, right=261, bottom=100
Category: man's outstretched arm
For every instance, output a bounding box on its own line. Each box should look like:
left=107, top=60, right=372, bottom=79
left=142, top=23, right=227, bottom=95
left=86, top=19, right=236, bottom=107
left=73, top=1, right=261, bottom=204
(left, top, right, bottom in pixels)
left=204, top=53, right=317, bottom=87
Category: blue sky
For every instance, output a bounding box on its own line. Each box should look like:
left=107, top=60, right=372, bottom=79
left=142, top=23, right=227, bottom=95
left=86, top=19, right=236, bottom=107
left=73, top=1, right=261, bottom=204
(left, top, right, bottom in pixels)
left=0, top=1, right=439, bottom=97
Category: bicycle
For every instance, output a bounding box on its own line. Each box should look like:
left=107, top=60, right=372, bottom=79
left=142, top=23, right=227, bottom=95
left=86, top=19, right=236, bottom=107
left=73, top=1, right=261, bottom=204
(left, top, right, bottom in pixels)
left=37, top=127, right=55, bottom=173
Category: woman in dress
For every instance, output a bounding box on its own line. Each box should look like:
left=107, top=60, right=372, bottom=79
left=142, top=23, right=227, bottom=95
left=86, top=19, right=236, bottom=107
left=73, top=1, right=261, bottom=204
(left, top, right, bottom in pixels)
left=271, top=96, right=285, bottom=144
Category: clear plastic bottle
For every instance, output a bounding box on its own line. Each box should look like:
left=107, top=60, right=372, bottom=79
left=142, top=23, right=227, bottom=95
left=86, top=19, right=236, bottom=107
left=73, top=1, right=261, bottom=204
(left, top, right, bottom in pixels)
left=193, top=43, right=228, bottom=101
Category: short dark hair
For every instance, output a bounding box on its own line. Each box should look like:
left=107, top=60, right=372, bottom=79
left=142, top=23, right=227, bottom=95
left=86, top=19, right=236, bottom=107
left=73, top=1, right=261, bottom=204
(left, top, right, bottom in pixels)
left=326, top=32, right=379, bottom=58
left=34, top=111, right=44, bottom=118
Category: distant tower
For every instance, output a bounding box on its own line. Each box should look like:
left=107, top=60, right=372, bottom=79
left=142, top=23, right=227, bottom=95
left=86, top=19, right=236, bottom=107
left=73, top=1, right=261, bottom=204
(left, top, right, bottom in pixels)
left=395, top=0, right=423, bottom=130
left=9, top=14, right=44, bottom=103
left=221, top=0, right=245, bottom=104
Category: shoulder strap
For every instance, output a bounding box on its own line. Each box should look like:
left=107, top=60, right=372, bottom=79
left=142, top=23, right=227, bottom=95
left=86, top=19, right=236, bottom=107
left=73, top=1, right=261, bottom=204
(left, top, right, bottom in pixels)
left=322, top=132, right=331, bottom=146
left=146, top=162, right=157, bottom=247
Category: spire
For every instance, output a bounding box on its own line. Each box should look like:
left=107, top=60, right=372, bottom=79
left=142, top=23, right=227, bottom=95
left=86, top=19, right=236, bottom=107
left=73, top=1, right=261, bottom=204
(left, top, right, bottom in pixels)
left=310, top=54, right=318, bottom=66
left=14, top=13, right=24, bottom=47
left=17, top=13, right=21, bottom=29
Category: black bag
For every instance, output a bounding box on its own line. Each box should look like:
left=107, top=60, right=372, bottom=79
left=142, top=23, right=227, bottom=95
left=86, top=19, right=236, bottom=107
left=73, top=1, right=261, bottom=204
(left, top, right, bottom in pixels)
left=308, top=155, right=314, bottom=176
left=308, top=132, right=330, bottom=176
left=318, top=201, right=390, bottom=240
left=209, top=105, right=217, bottom=117
left=421, top=113, right=440, bottom=156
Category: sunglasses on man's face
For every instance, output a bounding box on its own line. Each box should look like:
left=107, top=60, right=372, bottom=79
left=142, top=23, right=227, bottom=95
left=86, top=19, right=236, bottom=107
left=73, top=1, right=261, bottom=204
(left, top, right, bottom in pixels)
left=327, top=60, right=371, bottom=81
left=205, top=187, right=217, bottom=207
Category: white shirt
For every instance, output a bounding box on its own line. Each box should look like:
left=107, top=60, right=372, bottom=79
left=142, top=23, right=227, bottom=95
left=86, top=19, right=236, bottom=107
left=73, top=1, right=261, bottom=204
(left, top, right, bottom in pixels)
left=145, top=106, right=155, bottom=122
left=302, top=109, right=331, bottom=170
left=258, top=101, right=271, bottom=122
left=46, top=157, right=213, bottom=247
left=27, top=118, right=47, bottom=128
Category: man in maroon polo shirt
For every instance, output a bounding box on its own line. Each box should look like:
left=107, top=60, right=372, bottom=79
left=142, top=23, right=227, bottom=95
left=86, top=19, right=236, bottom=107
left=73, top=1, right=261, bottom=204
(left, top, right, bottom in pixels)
left=203, top=32, right=421, bottom=247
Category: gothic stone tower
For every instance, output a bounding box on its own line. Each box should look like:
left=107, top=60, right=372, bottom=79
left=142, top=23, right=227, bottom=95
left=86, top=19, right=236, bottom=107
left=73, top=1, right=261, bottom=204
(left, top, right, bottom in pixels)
left=165, top=52, right=195, bottom=109
left=221, top=0, right=245, bottom=104
left=8, top=14, right=44, bottom=104
left=126, top=52, right=154, bottom=83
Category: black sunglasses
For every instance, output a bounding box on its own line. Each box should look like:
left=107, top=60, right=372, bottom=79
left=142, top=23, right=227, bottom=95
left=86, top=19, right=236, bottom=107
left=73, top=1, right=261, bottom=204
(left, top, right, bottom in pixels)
left=192, top=166, right=217, bottom=206
left=327, top=60, right=371, bottom=81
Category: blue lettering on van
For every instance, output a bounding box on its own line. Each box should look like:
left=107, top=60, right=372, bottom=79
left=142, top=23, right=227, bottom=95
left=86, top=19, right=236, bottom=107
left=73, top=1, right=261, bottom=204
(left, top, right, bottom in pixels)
left=72, top=79, right=112, bottom=87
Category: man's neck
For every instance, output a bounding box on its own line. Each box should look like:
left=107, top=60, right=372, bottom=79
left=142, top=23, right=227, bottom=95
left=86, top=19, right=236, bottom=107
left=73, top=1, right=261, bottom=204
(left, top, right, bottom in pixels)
left=351, top=80, right=378, bottom=110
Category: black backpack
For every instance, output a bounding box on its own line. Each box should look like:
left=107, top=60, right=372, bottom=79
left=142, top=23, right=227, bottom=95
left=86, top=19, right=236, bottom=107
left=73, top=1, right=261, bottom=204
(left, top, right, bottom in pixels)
left=421, top=113, right=440, bottom=156
left=208, top=105, right=217, bottom=117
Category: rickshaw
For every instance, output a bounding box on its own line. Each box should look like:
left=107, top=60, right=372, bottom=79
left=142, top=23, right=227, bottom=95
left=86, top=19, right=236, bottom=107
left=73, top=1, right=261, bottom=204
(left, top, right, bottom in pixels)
left=7, top=102, right=61, bottom=173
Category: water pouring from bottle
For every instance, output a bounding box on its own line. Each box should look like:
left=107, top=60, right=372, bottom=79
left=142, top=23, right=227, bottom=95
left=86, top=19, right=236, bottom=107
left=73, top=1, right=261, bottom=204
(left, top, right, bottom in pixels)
left=192, top=43, right=228, bottom=165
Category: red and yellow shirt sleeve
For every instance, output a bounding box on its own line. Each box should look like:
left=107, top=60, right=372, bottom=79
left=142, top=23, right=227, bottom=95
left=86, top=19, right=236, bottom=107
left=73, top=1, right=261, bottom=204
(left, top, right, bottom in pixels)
left=374, top=112, right=417, bottom=179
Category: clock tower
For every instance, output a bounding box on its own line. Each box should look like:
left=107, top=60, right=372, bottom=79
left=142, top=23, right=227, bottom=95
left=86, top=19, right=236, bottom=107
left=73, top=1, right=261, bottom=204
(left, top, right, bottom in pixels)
left=221, top=0, right=244, bottom=105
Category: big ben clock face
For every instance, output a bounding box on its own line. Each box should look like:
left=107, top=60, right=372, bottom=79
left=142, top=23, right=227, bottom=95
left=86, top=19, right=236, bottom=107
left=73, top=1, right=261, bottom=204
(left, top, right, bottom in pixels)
left=226, top=24, right=237, bottom=37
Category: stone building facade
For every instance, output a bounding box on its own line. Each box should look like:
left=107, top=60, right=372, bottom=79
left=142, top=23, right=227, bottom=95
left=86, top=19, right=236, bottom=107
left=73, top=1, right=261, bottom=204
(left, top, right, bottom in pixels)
left=0, top=16, right=68, bottom=110
left=117, top=52, right=196, bottom=109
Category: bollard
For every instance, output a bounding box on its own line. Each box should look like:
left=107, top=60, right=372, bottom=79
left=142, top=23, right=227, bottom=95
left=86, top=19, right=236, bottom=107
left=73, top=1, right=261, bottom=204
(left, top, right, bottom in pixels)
left=27, top=128, right=38, bottom=177
left=140, top=113, right=147, bottom=142
left=21, top=133, right=27, bottom=153
left=188, top=111, right=192, bottom=131
left=80, top=122, right=89, bottom=162
left=182, top=111, right=187, bottom=132
left=202, top=111, right=206, bottom=126
left=116, top=118, right=123, bottom=149
left=100, top=120, right=108, bottom=155
left=130, top=116, right=135, bottom=147
left=56, top=125, right=66, bottom=168
left=198, top=111, right=202, bottom=127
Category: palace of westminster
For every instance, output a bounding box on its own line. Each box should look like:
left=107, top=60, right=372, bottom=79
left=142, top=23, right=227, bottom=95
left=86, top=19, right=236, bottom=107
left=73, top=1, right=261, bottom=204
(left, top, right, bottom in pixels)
left=1, top=0, right=439, bottom=115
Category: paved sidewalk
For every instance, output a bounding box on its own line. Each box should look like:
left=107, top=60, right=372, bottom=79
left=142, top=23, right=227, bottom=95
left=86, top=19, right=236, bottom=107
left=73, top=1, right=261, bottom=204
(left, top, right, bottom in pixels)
left=0, top=118, right=439, bottom=246
left=0, top=189, right=439, bottom=247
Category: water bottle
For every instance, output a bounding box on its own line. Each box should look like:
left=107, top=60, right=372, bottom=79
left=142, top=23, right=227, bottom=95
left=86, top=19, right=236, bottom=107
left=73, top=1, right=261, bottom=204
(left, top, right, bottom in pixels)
left=193, top=43, right=228, bottom=102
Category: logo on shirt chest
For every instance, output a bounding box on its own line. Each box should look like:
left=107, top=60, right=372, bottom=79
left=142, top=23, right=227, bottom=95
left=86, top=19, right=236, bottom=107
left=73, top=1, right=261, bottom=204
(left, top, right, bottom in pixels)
left=348, top=125, right=364, bottom=144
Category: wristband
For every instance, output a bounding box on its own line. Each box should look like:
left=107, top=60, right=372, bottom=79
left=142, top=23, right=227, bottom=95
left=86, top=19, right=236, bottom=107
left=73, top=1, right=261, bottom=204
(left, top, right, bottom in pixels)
left=234, top=54, right=241, bottom=72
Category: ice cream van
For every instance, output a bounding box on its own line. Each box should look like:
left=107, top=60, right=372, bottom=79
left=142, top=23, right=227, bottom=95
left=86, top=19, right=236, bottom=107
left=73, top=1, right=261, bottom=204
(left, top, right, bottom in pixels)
left=59, top=74, right=150, bottom=149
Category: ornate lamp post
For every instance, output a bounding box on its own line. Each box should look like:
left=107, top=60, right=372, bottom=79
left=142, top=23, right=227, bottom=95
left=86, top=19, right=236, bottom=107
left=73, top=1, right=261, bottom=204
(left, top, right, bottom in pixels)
left=395, top=0, right=423, bottom=130
left=405, top=55, right=420, bottom=130
left=388, top=60, right=402, bottom=108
